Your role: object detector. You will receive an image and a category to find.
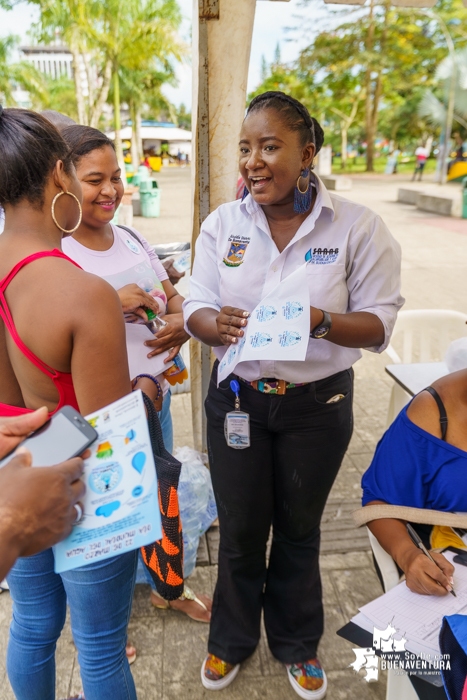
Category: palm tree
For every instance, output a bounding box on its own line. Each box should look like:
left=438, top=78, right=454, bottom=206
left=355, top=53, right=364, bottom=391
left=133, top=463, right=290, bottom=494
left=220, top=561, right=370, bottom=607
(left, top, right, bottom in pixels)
left=94, top=0, right=184, bottom=167
left=418, top=49, right=467, bottom=133
left=0, top=35, right=46, bottom=106
left=32, top=0, right=115, bottom=126
left=116, top=63, right=177, bottom=167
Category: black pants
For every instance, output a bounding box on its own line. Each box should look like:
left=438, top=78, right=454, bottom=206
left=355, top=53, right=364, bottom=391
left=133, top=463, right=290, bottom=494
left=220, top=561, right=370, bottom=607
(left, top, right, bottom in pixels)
left=205, top=366, right=354, bottom=665
left=410, top=675, right=448, bottom=699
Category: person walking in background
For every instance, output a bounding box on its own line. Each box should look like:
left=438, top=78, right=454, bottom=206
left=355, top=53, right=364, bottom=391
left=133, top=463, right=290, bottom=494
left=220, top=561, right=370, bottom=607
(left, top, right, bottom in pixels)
left=184, top=91, right=403, bottom=699
left=412, top=144, right=429, bottom=181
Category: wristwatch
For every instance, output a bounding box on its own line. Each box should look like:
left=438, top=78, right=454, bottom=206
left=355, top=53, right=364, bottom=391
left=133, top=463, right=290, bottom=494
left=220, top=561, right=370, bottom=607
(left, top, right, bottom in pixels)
left=310, top=309, right=332, bottom=339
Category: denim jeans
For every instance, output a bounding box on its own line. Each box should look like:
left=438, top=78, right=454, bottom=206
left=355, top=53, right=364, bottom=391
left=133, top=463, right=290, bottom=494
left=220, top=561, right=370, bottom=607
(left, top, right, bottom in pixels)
left=6, top=548, right=138, bottom=700
left=159, top=389, right=173, bottom=454
left=205, top=367, right=354, bottom=665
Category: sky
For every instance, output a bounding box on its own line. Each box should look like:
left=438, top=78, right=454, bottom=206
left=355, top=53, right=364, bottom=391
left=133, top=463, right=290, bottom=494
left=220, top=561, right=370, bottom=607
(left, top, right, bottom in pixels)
left=0, top=0, right=316, bottom=109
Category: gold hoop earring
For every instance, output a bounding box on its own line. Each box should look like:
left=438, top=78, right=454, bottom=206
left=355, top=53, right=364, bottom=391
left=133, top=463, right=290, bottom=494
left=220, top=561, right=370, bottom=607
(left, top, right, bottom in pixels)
left=296, top=171, right=310, bottom=195
left=51, top=190, right=82, bottom=234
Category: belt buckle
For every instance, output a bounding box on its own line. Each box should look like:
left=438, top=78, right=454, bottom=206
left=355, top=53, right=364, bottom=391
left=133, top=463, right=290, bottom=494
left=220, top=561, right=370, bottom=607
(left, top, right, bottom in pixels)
left=259, top=380, right=287, bottom=395
left=277, top=380, right=287, bottom=395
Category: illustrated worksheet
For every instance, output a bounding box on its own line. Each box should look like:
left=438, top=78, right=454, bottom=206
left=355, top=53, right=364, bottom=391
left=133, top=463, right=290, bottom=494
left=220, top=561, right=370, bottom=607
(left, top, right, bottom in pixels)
left=217, top=264, right=310, bottom=384
left=54, top=390, right=161, bottom=573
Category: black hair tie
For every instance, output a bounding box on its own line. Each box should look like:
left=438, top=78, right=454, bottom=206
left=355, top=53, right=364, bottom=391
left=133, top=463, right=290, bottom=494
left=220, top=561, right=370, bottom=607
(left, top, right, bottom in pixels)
left=249, top=92, right=316, bottom=143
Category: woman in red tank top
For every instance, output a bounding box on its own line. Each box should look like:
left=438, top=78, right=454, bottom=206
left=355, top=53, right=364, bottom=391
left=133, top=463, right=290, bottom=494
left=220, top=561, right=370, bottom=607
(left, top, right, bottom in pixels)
left=0, top=108, right=141, bottom=699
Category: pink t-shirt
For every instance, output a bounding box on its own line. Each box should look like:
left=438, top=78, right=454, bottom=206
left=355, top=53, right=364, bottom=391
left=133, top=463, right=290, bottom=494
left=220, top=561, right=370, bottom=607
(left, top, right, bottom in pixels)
left=415, top=147, right=428, bottom=163
left=62, top=225, right=170, bottom=389
left=63, top=225, right=168, bottom=308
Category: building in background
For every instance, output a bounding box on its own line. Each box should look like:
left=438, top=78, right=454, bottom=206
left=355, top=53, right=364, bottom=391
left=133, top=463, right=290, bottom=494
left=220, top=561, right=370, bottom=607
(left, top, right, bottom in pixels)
left=20, top=43, right=73, bottom=80
left=107, top=122, right=192, bottom=160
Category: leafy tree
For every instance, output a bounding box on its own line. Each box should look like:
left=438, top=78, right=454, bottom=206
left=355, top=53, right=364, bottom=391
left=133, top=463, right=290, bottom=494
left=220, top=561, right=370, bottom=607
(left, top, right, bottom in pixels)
left=175, top=103, right=191, bottom=130
left=31, top=0, right=111, bottom=126
left=418, top=48, right=467, bottom=132
left=91, top=0, right=183, bottom=166
left=0, top=34, right=46, bottom=106
left=42, top=74, right=78, bottom=120
left=111, top=62, right=176, bottom=166
left=31, top=0, right=184, bottom=161
left=254, top=0, right=467, bottom=171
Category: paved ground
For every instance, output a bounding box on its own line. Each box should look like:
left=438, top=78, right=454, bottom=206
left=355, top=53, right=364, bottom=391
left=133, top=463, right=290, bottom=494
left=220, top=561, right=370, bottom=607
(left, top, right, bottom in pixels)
left=1, top=166, right=466, bottom=699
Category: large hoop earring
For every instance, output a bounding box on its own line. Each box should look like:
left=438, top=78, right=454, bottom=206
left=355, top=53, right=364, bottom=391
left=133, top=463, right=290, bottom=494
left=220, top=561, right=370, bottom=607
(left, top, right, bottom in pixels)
left=51, top=190, right=82, bottom=234
left=294, top=167, right=312, bottom=214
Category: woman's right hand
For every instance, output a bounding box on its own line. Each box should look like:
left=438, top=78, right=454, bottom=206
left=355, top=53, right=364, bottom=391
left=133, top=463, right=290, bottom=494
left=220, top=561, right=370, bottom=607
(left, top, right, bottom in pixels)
left=215, top=306, right=249, bottom=346
left=403, top=548, right=455, bottom=596
left=117, top=284, right=160, bottom=321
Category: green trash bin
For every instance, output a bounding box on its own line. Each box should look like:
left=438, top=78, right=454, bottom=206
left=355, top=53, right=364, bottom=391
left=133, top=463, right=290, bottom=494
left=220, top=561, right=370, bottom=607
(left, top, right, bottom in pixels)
left=141, top=188, right=161, bottom=217
left=138, top=165, right=151, bottom=180
left=139, top=178, right=158, bottom=192
left=462, top=177, right=467, bottom=219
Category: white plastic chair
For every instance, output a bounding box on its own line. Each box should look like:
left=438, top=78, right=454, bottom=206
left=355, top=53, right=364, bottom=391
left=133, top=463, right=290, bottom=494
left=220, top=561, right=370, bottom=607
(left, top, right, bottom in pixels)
left=385, top=309, right=467, bottom=427
left=367, top=529, right=419, bottom=700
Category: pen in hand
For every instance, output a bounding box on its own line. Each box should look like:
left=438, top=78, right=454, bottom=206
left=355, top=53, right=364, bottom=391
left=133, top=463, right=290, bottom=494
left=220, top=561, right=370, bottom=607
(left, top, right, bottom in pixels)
left=406, top=523, right=457, bottom=597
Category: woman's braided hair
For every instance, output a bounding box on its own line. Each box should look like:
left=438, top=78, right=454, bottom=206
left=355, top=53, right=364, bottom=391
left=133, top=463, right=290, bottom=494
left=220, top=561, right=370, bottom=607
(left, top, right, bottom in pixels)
left=246, top=91, right=324, bottom=154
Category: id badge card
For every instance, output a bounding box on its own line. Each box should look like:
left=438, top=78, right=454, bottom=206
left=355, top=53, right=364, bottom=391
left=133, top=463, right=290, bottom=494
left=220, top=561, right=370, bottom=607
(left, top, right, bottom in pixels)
left=224, top=411, right=250, bottom=449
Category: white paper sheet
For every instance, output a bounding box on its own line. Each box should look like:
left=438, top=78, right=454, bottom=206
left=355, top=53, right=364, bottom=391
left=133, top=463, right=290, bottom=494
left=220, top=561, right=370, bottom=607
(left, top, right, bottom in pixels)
left=217, top=265, right=310, bottom=384
left=125, top=323, right=172, bottom=379
left=355, top=551, right=467, bottom=657
left=53, top=390, right=162, bottom=573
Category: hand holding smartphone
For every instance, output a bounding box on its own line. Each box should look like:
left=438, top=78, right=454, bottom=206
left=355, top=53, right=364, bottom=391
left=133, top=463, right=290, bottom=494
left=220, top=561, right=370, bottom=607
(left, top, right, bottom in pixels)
left=0, top=406, right=98, bottom=468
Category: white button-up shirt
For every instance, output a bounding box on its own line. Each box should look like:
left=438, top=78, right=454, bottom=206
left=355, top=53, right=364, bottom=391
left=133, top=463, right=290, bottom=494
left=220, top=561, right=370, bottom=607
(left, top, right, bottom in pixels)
left=183, top=176, right=404, bottom=383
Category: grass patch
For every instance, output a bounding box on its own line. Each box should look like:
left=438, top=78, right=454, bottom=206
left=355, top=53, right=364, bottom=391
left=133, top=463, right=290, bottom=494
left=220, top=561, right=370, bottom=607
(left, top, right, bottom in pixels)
left=331, top=156, right=437, bottom=175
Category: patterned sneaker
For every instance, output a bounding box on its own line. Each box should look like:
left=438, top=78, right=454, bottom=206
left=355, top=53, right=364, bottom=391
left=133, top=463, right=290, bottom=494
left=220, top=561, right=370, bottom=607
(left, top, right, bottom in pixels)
left=201, top=653, right=240, bottom=690
left=286, top=658, right=327, bottom=699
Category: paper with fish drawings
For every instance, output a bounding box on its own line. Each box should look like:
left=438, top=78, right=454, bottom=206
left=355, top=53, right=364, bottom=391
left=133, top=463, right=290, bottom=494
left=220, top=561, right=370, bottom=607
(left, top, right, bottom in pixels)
left=53, top=390, right=161, bottom=573
left=217, top=264, right=310, bottom=385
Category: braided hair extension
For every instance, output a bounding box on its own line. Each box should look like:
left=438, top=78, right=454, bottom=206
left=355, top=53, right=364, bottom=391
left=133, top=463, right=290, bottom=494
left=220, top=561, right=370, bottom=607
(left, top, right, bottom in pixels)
left=247, top=91, right=324, bottom=154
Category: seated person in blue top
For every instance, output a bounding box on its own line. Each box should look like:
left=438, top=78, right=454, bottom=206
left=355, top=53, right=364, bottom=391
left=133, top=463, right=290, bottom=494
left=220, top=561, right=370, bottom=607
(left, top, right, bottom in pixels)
left=360, top=370, right=467, bottom=599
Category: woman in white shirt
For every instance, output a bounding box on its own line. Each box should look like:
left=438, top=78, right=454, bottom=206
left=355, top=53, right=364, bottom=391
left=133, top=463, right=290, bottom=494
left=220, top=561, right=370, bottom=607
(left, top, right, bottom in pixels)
left=184, top=91, right=404, bottom=699
left=61, top=126, right=213, bottom=656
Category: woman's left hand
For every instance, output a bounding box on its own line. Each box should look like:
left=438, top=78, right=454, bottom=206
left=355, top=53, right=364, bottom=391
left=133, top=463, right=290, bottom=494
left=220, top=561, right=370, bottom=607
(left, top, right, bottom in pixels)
left=144, top=313, right=189, bottom=361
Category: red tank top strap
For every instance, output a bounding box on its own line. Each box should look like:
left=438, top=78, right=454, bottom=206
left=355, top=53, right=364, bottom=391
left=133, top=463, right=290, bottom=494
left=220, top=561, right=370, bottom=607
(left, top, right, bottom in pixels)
left=0, top=249, right=82, bottom=378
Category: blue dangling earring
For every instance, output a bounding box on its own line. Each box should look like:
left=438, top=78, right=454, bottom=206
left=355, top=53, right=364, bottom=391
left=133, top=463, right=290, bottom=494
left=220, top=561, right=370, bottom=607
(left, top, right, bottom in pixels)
left=294, top=167, right=312, bottom=214
left=241, top=185, right=249, bottom=201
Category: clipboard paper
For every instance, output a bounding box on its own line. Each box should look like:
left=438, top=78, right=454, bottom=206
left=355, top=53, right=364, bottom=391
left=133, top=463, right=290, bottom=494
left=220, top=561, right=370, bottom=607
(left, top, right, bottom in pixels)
left=355, top=551, right=467, bottom=658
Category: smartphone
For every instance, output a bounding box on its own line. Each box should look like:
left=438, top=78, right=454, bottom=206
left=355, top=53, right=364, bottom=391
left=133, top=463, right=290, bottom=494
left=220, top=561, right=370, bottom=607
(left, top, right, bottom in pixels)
left=0, top=406, right=98, bottom=468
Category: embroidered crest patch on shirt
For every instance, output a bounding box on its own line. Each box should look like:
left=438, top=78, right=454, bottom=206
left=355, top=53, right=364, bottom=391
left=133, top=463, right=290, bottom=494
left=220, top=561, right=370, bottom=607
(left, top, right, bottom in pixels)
left=223, top=240, right=249, bottom=267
